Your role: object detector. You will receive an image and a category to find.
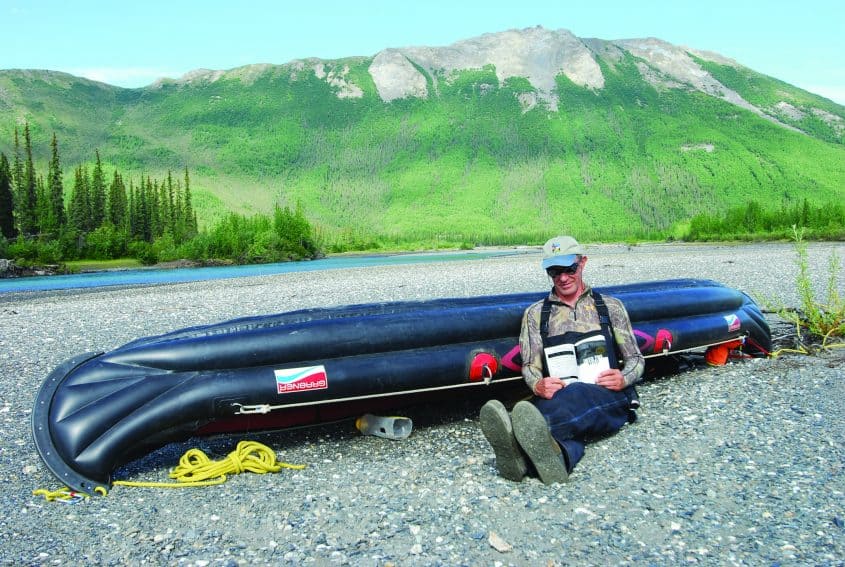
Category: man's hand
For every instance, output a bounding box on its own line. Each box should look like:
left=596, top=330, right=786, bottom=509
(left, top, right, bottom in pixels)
left=534, top=376, right=565, bottom=399
left=595, top=368, right=626, bottom=391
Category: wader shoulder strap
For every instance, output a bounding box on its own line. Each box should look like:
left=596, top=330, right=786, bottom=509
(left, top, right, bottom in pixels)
left=592, top=291, right=621, bottom=370
left=539, top=296, right=554, bottom=339
left=594, top=292, right=640, bottom=409
left=538, top=297, right=556, bottom=377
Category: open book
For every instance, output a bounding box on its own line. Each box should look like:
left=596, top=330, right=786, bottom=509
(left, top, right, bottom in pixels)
left=543, top=331, right=610, bottom=384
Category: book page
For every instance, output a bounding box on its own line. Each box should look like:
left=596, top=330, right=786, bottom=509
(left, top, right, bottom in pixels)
left=543, top=342, right=578, bottom=379
left=573, top=335, right=610, bottom=383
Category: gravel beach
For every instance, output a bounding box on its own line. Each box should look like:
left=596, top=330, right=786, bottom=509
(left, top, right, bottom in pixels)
left=1, top=241, right=843, bottom=566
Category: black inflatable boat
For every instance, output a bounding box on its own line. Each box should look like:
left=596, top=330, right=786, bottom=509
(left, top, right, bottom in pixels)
left=32, top=279, right=771, bottom=494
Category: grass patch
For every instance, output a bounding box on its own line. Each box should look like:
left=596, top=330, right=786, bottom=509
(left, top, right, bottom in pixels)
left=64, top=258, right=144, bottom=272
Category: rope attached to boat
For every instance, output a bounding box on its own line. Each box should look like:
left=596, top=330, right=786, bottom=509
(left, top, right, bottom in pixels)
left=33, top=440, right=305, bottom=500
left=32, top=488, right=90, bottom=503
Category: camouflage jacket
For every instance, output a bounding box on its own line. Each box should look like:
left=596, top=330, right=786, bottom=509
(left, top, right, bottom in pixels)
left=519, top=285, right=645, bottom=393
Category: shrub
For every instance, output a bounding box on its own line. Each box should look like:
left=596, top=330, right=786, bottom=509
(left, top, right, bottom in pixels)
left=85, top=225, right=127, bottom=259
left=770, top=226, right=845, bottom=354
left=35, top=240, right=63, bottom=264
left=7, top=237, right=39, bottom=261
left=152, top=233, right=180, bottom=263
left=128, top=241, right=158, bottom=265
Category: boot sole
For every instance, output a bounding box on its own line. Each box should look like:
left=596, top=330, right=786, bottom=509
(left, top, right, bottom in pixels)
left=512, top=400, right=569, bottom=485
left=479, top=400, right=527, bottom=482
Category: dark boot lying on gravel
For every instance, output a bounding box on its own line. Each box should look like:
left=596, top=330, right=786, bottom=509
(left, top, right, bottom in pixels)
left=512, top=400, right=569, bottom=485
left=479, top=399, right=528, bottom=481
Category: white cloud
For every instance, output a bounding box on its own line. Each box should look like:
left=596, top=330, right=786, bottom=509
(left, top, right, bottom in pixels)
left=65, top=67, right=186, bottom=88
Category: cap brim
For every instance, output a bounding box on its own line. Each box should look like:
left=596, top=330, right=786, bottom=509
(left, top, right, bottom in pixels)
left=542, top=255, right=578, bottom=269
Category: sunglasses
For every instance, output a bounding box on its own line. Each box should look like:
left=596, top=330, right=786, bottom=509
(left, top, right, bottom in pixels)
left=546, top=262, right=580, bottom=278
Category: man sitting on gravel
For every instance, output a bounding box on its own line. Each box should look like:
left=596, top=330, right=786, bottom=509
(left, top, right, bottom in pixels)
left=480, top=235, right=645, bottom=484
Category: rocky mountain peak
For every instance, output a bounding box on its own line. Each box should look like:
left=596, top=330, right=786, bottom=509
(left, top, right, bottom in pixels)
left=131, top=26, right=835, bottom=134
left=370, top=26, right=604, bottom=109
left=365, top=26, right=804, bottom=129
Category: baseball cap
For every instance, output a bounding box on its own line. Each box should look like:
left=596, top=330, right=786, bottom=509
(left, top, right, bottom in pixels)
left=541, top=236, right=584, bottom=269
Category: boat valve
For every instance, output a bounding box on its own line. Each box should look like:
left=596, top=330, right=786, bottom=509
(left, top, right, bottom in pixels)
left=655, top=329, right=673, bottom=354
left=469, top=352, right=499, bottom=385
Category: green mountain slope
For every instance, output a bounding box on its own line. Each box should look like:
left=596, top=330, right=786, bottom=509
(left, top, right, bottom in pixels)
left=1, top=29, right=844, bottom=246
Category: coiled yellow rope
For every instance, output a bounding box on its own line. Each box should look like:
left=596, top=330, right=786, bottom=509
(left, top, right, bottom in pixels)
left=114, top=440, right=306, bottom=488
left=33, top=440, right=306, bottom=499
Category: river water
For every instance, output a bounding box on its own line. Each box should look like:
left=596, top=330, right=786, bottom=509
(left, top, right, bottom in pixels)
left=0, top=249, right=529, bottom=293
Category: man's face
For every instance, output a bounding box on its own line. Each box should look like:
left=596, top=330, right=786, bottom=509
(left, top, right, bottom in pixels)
left=547, top=256, right=586, bottom=300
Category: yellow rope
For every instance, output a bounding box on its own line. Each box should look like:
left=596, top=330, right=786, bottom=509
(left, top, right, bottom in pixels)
left=32, top=488, right=89, bottom=502
left=33, top=441, right=306, bottom=499
left=114, top=440, right=306, bottom=488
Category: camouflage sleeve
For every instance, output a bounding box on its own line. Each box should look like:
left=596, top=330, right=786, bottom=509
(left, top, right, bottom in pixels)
left=605, top=296, right=645, bottom=387
left=519, top=302, right=545, bottom=394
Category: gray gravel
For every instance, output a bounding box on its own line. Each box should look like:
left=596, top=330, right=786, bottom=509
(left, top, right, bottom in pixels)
left=1, top=241, right=843, bottom=566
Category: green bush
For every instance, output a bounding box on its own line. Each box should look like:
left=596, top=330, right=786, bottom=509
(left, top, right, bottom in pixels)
left=5, top=237, right=64, bottom=264
left=128, top=241, right=158, bottom=265
left=685, top=199, right=845, bottom=241
left=34, top=240, right=63, bottom=264
left=57, top=229, right=82, bottom=261
left=152, top=233, right=180, bottom=263
left=769, top=226, right=845, bottom=354
left=7, top=237, right=39, bottom=261
left=84, top=225, right=128, bottom=260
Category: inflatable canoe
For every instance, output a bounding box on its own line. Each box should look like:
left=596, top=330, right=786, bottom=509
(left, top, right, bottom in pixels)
left=32, top=279, right=770, bottom=494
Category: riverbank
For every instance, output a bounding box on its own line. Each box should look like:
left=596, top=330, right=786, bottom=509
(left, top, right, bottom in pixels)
left=1, top=242, right=843, bottom=565
left=0, top=249, right=533, bottom=296
left=0, top=235, right=813, bottom=280
left=1, top=245, right=497, bottom=280
left=0, top=258, right=66, bottom=278
left=0, top=257, right=241, bottom=279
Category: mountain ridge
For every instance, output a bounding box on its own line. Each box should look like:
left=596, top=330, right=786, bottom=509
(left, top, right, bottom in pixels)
left=4, top=26, right=842, bottom=135
left=137, top=26, right=839, bottom=133
left=1, top=26, right=844, bottom=246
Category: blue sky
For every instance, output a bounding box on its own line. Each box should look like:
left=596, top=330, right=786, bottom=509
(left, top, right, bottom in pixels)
left=2, top=0, right=844, bottom=104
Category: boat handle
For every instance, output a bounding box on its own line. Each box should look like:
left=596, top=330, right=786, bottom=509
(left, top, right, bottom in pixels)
left=232, top=403, right=272, bottom=415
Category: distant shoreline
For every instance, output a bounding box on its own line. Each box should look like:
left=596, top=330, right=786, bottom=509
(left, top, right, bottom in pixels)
left=0, top=238, right=776, bottom=277
left=0, top=238, right=835, bottom=284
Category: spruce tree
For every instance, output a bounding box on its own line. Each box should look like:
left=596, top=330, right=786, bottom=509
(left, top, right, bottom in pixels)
left=11, top=128, right=24, bottom=232
left=18, top=123, right=39, bottom=236
left=128, top=179, right=138, bottom=239
left=173, top=179, right=184, bottom=241
left=136, top=176, right=151, bottom=242
left=165, top=170, right=176, bottom=236
left=90, top=151, right=106, bottom=229
left=68, top=165, right=91, bottom=234
left=183, top=167, right=197, bottom=237
left=35, top=174, right=49, bottom=236
left=0, top=153, right=15, bottom=239
left=44, top=133, right=66, bottom=237
left=157, top=177, right=170, bottom=236
left=147, top=177, right=160, bottom=239
left=107, top=170, right=128, bottom=230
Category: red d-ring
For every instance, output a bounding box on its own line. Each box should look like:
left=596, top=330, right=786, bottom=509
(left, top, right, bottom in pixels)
left=469, top=352, right=499, bottom=381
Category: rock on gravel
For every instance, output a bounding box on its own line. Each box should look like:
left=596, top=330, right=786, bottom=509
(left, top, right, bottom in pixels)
left=0, top=242, right=843, bottom=566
